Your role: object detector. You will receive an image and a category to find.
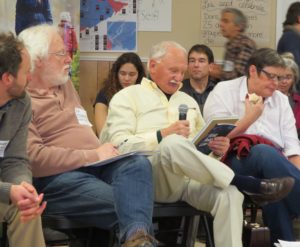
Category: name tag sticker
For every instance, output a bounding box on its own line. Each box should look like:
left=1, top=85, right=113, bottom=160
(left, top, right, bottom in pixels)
left=75, top=108, right=92, bottom=127
left=223, top=60, right=234, bottom=72
left=0, top=140, right=9, bottom=157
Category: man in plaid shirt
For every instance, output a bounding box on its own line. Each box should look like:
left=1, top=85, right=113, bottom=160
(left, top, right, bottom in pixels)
left=211, top=8, right=256, bottom=81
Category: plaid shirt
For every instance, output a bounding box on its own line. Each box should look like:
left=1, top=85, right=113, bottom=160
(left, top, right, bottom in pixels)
left=222, top=34, right=256, bottom=80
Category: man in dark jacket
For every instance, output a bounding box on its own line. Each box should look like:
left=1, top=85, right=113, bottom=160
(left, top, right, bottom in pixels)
left=277, top=2, right=300, bottom=70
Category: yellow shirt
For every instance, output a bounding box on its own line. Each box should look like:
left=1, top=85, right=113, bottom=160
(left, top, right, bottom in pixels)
left=100, top=78, right=205, bottom=152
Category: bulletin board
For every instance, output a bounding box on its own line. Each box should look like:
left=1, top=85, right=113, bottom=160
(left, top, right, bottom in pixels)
left=200, top=0, right=273, bottom=47
left=80, top=0, right=277, bottom=61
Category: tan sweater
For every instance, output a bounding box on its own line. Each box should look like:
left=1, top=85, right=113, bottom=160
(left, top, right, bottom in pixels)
left=27, top=81, right=100, bottom=177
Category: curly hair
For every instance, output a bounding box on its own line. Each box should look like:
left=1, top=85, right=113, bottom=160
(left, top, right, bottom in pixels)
left=103, top=52, right=145, bottom=103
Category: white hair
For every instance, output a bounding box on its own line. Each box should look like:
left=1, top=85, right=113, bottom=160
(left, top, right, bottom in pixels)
left=18, top=24, right=60, bottom=71
left=283, top=57, right=299, bottom=85
left=147, top=41, right=187, bottom=70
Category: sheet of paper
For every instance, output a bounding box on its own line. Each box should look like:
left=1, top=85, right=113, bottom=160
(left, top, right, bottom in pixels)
left=86, top=150, right=157, bottom=167
left=278, top=239, right=300, bottom=247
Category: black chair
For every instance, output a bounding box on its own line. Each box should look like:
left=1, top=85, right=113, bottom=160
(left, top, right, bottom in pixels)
left=41, top=215, right=114, bottom=247
left=153, top=202, right=214, bottom=247
left=0, top=223, right=7, bottom=247
left=42, top=202, right=214, bottom=247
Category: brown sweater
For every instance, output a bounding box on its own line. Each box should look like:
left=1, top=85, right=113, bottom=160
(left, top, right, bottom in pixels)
left=27, top=81, right=100, bottom=177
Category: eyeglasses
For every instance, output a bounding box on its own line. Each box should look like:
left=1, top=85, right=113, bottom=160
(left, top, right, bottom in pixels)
left=48, top=50, right=68, bottom=57
left=280, top=74, right=294, bottom=81
left=260, top=69, right=285, bottom=82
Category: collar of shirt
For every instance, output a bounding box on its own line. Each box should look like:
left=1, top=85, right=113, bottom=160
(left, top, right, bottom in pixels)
left=27, top=85, right=61, bottom=97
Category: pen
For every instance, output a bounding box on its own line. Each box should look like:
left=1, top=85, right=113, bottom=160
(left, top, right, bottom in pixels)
left=116, top=139, right=128, bottom=149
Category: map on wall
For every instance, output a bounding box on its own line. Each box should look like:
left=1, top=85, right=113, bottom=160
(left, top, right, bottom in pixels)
left=200, top=0, right=272, bottom=47
left=80, top=0, right=137, bottom=52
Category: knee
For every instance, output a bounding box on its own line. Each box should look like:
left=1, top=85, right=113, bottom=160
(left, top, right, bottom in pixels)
left=250, top=144, right=278, bottom=156
left=123, top=155, right=152, bottom=176
left=215, top=185, right=244, bottom=208
left=4, top=205, right=19, bottom=224
left=160, top=134, right=186, bottom=151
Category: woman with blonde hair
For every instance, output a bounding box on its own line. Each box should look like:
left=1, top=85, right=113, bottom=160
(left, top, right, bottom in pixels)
left=278, top=52, right=300, bottom=136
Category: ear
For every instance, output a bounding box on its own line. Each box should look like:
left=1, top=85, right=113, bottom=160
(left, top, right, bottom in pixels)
left=1, top=72, right=14, bottom=87
left=208, top=63, right=214, bottom=73
left=249, top=65, right=257, bottom=77
left=148, top=59, right=157, bottom=74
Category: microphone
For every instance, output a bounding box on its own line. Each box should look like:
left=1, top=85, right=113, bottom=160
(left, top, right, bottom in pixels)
left=178, top=104, right=188, bottom=120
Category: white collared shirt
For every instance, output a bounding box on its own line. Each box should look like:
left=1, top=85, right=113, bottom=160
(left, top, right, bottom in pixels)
left=203, top=76, right=300, bottom=157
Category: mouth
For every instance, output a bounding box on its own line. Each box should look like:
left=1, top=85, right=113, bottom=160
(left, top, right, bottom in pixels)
left=169, top=80, right=179, bottom=87
left=122, top=83, right=132, bottom=87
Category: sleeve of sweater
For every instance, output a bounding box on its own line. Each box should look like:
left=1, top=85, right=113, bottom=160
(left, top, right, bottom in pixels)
left=0, top=94, right=32, bottom=204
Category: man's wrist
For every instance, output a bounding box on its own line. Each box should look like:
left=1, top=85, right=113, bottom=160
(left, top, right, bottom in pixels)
left=212, top=152, right=224, bottom=159
left=156, top=130, right=163, bottom=143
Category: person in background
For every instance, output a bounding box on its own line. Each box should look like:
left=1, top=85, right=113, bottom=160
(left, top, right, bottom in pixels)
left=101, top=41, right=293, bottom=247
left=278, top=52, right=300, bottom=137
left=204, top=48, right=300, bottom=244
left=210, top=8, right=256, bottom=81
left=0, top=31, right=46, bottom=247
left=58, top=11, right=78, bottom=59
left=19, top=24, right=156, bottom=247
left=15, top=0, right=53, bottom=35
left=180, top=44, right=216, bottom=113
left=277, top=2, right=300, bottom=70
left=94, top=52, right=145, bottom=135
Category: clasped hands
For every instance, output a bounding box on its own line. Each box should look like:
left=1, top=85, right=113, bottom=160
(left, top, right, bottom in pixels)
left=10, top=181, right=46, bottom=223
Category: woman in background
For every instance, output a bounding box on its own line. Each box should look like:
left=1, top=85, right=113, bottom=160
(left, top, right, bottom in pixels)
left=278, top=53, right=300, bottom=137
left=94, top=52, right=145, bottom=135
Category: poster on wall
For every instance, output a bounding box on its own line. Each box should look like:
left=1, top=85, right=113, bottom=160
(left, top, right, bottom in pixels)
left=200, top=0, right=272, bottom=47
left=0, top=0, right=80, bottom=90
left=80, top=0, right=137, bottom=52
left=137, top=0, right=172, bottom=32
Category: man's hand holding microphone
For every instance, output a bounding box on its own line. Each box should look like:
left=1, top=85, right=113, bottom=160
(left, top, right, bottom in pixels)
left=160, top=104, right=190, bottom=138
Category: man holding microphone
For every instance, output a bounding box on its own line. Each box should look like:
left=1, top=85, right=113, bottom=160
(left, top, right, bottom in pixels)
left=100, top=41, right=292, bottom=247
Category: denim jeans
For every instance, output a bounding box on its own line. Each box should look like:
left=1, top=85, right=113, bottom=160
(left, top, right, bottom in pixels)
left=34, top=155, right=153, bottom=242
left=227, top=144, right=300, bottom=243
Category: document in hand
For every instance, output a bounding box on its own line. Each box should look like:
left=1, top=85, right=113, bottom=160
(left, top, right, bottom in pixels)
left=86, top=150, right=156, bottom=167
left=192, top=117, right=239, bottom=155
left=274, top=239, right=300, bottom=247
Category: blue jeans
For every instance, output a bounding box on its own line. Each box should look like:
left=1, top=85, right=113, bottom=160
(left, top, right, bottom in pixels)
left=34, top=155, right=154, bottom=242
left=227, top=144, right=300, bottom=243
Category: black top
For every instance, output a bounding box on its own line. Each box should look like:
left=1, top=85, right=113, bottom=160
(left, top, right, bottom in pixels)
left=94, top=88, right=108, bottom=107
left=180, top=79, right=216, bottom=113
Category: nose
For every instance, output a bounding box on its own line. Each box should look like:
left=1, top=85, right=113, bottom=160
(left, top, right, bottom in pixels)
left=124, top=74, right=131, bottom=81
left=193, top=60, right=200, bottom=67
left=27, top=72, right=32, bottom=82
left=65, top=54, right=72, bottom=64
